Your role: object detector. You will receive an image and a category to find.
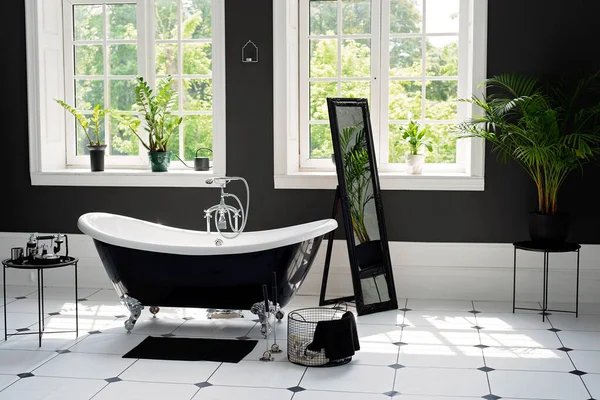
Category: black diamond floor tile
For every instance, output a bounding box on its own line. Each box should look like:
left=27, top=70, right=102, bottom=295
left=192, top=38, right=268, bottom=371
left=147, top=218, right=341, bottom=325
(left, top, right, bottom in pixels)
left=236, top=336, right=251, bottom=340
left=77, top=298, right=88, bottom=302
left=547, top=327, right=562, bottom=332
left=105, top=377, right=122, bottom=383
left=388, top=363, right=405, bottom=370
left=383, top=391, right=401, bottom=397
left=195, top=382, right=212, bottom=389
left=56, top=350, right=71, bottom=354
left=399, top=308, right=412, bottom=312
left=472, top=325, right=484, bottom=330
left=15, top=328, right=30, bottom=332
left=469, top=310, right=482, bottom=314
left=88, top=330, right=101, bottom=335
left=482, top=395, right=501, bottom=400
left=395, top=323, right=410, bottom=328
left=17, top=373, right=34, bottom=379
left=161, top=333, right=175, bottom=337
left=393, top=341, right=408, bottom=347
left=48, top=312, right=60, bottom=316
left=474, top=344, right=489, bottom=349
left=569, top=369, right=587, bottom=376
left=287, top=386, right=305, bottom=393
left=182, top=317, right=194, bottom=321
left=15, top=296, right=27, bottom=300
left=557, top=347, right=573, bottom=352
left=478, top=366, right=495, bottom=372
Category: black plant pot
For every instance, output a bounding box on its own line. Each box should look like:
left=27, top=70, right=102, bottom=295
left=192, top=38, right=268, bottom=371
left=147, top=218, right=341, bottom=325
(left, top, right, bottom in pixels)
left=528, top=212, right=570, bottom=244
left=88, top=145, right=107, bottom=172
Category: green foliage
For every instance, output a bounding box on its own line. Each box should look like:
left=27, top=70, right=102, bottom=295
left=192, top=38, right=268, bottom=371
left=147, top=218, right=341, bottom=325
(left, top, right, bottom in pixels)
left=397, top=120, right=433, bottom=156
left=55, top=100, right=105, bottom=146
left=340, top=123, right=373, bottom=244
left=115, top=76, right=183, bottom=152
left=457, top=72, right=600, bottom=215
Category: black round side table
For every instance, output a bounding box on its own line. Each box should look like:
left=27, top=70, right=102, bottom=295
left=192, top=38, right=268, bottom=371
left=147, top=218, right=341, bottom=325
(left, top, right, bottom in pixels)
left=3, top=256, right=79, bottom=347
left=512, top=241, right=580, bottom=322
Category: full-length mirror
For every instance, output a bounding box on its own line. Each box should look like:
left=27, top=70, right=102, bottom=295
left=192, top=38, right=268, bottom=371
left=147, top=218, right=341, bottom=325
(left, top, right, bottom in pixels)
left=322, top=98, right=398, bottom=315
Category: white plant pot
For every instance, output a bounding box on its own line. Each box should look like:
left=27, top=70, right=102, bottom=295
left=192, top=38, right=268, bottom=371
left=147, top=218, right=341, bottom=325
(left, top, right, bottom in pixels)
left=405, top=154, right=425, bottom=174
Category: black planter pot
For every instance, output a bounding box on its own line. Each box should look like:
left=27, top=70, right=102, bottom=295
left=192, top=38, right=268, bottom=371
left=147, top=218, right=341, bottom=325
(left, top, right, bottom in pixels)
left=528, top=212, right=570, bottom=244
left=87, top=145, right=107, bottom=172
left=148, top=151, right=171, bottom=172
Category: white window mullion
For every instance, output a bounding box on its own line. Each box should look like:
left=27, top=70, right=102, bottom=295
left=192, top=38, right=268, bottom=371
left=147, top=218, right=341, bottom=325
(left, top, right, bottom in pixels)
left=64, top=1, right=77, bottom=166
left=455, top=0, right=470, bottom=173
left=298, top=0, right=311, bottom=168
left=421, top=0, right=427, bottom=124
left=378, top=0, right=390, bottom=169
left=103, top=4, right=111, bottom=154
left=177, top=0, right=185, bottom=161
left=336, top=0, right=342, bottom=97
left=136, top=0, right=148, bottom=163
left=370, top=0, right=381, bottom=164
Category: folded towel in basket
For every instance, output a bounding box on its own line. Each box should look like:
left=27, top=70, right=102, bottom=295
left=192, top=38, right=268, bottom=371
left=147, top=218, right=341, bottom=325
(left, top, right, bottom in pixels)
left=307, top=311, right=360, bottom=360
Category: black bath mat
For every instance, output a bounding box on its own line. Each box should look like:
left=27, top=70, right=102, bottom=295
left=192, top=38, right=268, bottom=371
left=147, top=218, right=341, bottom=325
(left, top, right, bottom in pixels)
left=123, top=336, right=258, bottom=363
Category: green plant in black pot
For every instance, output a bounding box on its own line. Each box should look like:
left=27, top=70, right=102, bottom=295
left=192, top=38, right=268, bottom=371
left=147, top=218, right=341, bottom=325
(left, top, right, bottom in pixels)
left=56, top=100, right=107, bottom=172
left=457, top=72, right=600, bottom=243
left=114, top=75, right=182, bottom=172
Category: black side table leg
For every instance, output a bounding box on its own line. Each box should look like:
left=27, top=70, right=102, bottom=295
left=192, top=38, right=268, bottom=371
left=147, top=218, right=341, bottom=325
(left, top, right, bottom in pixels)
left=512, top=247, right=517, bottom=313
left=40, top=270, right=45, bottom=332
left=75, top=262, right=78, bottom=337
left=576, top=249, right=580, bottom=318
left=37, top=269, right=42, bottom=347
left=3, top=265, right=6, bottom=341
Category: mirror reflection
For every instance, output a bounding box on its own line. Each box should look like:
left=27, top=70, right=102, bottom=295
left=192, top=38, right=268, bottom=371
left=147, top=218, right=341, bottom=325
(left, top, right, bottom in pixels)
left=334, top=106, right=391, bottom=306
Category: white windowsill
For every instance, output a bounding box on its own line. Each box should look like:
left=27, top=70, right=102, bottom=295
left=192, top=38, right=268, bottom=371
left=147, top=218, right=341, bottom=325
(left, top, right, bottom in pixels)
left=31, top=169, right=220, bottom=187
left=274, top=172, right=485, bottom=191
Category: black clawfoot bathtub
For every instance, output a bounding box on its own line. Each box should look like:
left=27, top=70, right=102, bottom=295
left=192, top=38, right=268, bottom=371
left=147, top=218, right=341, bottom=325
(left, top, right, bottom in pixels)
left=77, top=213, right=337, bottom=334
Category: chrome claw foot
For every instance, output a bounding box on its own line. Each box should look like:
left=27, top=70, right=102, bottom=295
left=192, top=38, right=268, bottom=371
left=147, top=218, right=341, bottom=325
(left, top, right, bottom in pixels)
left=276, top=310, right=284, bottom=322
left=149, top=306, right=160, bottom=318
left=270, top=343, right=282, bottom=353
left=251, top=301, right=281, bottom=338
left=121, top=296, right=143, bottom=333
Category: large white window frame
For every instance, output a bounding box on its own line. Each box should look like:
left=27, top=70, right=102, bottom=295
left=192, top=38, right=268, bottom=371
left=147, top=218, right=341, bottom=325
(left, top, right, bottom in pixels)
left=25, top=0, right=226, bottom=187
left=274, top=0, right=487, bottom=191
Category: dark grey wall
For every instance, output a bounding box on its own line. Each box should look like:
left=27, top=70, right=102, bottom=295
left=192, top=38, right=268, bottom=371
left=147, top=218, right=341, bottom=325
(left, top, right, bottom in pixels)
left=3, top=0, right=600, bottom=243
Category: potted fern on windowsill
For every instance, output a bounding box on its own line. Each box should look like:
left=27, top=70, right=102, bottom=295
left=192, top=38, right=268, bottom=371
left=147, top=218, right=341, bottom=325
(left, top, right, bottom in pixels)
left=115, top=75, right=182, bottom=172
left=457, top=72, right=600, bottom=243
left=397, top=120, right=433, bottom=175
left=55, top=101, right=107, bottom=172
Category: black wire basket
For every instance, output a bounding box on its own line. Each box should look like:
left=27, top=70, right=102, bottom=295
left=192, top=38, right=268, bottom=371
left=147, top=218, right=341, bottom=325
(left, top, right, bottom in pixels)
left=287, top=305, right=353, bottom=367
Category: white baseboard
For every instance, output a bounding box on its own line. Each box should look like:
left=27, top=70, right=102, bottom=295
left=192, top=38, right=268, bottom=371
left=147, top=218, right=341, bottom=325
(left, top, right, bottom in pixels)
left=1, top=232, right=597, bottom=303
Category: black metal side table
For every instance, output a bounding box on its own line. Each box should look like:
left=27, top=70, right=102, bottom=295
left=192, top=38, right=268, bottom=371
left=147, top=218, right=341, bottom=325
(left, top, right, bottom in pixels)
left=3, top=256, right=79, bottom=347
left=513, top=241, right=580, bottom=322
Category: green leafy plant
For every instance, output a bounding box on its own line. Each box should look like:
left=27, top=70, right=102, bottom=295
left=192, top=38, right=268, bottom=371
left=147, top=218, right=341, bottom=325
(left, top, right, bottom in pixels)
left=115, top=75, right=182, bottom=152
left=397, top=120, right=433, bottom=155
left=457, top=72, right=600, bottom=215
left=55, top=100, right=105, bottom=146
left=340, top=123, right=373, bottom=244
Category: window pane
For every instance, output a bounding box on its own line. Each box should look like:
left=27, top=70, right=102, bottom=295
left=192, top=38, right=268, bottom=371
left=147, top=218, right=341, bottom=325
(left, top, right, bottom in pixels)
left=310, top=124, right=333, bottom=159
left=390, top=0, right=422, bottom=34
left=183, top=116, right=213, bottom=160
left=76, top=115, right=105, bottom=155
left=426, top=36, right=458, bottom=76
left=388, top=124, right=409, bottom=163
left=166, top=126, right=180, bottom=160
left=426, top=0, right=459, bottom=34
left=74, top=5, right=104, bottom=41
left=109, top=45, right=137, bottom=75
left=425, top=124, right=456, bottom=163
left=310, top=82, right=337, bottom=120
left=183, top=79, right=212, bottom=111
left=183, top=0, right=212, bottom=39
left=107, top=4, right=137, bottom=40
left=426, top=80, right=458, bottom=120
left=183, top=43, right=212, bottom=75
left=310, top=39, right=338, bottom=78
left=74, top=45, right=104, bottom=76
left=75, top=80, right=104, bottom=110
left=389, top=81, right=421, bottom=120
left=390, top=38, right=422, bottom=77
left=341, top=81, right=370, bottom=104
left=342, top=0, right=370, bottom=35
left=310, top=1, right=338, bottom=36
left=156, top=44, right=179, bottom=75
left=110, top=80, right=137, bottom=111
left=342, top=39, right=370, bottom=77
left=155, top=0, right=179, bottom=40
left=110, top=115, right=139, bottom=155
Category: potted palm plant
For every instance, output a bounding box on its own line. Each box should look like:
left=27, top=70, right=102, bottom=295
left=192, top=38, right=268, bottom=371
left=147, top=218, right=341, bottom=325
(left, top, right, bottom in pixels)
left=55, top=101, right=107, bottom=172
left=458, top=72, right=600, bottom=243
left=115, top=76, right=182, bottom=172
left=397, top=120, right=433, bottom=175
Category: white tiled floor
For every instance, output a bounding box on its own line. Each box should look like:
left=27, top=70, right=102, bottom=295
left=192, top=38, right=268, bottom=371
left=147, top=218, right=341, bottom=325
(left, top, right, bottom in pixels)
left=0, top=285, right=599, bottom=399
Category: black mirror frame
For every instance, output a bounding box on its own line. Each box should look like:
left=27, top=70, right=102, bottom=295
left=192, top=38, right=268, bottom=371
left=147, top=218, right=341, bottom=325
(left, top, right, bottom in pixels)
left=326, top=97, right=398, bottom=315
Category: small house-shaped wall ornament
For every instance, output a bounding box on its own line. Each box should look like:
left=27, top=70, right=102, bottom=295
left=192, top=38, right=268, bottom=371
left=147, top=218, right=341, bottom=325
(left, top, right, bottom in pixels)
left=242, top=40, right=258, bottom=63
